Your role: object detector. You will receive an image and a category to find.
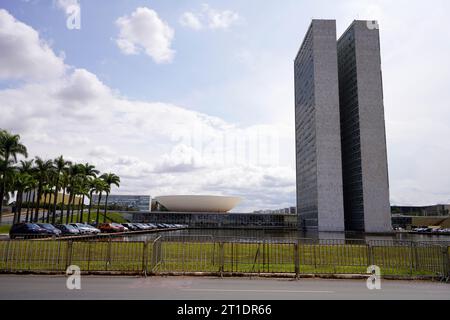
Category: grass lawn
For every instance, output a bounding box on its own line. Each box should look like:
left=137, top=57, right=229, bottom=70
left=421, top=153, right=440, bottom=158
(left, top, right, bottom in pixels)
left=0, top=225, right=11, bottom=234
left=0, top=240, right=447, bottom=277
left=54, top=211, right=128, bottom=224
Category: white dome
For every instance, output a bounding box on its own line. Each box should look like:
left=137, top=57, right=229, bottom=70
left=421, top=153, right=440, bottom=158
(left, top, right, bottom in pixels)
left=154, top=195, right=242, bottom=213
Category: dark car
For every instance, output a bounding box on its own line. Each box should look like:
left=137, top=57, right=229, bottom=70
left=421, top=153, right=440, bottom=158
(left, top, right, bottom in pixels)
left=37, top=224, right=62, bottom=236
left=9, top=223, right=52, bottom=239
left=55, top=224, right=80, bottom=236
left=156, top=223, right=167, bottom=229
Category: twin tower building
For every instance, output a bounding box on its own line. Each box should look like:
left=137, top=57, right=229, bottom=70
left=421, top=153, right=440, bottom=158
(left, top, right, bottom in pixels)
left=295, top=20, right=391, bottom=233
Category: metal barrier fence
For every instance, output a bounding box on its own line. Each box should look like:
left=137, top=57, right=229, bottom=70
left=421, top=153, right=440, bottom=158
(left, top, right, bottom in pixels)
left=0, top=237, right=449, bottom=279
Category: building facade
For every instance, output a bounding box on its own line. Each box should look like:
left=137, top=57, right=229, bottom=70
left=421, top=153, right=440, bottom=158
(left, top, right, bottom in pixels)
left=337, top=21, right=391, bottom=233
left=133, top=212, right=298, bottom=230
left=295, top=20, right=391, bottom=233
left=92, top=195, right=151, bottom=212
left=294, top=20, right=346, bottom=232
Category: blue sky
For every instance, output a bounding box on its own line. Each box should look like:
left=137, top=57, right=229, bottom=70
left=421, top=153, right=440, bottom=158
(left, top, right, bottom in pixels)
left=1, top=0, right=450, bottom=211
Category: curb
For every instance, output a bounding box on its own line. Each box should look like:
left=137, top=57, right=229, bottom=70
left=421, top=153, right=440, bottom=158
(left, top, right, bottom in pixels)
left=0, top=270, right=445, bottom=282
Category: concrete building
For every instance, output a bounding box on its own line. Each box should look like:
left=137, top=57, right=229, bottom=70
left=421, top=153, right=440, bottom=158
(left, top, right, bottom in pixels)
left=294, top=20, right=345, bottom=232
left=337, top=21, right=391, bottom=233
left=152, top=195, right=241, bottom=213
left=294, top=20, right=391, bottom=233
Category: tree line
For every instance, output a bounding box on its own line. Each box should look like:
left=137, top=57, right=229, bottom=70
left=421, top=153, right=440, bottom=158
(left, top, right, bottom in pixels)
left=0, top=129, right=120, bottom=225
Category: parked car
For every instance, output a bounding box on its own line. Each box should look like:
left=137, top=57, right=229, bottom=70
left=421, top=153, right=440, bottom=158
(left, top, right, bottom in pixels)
left=145, top=223, right=157, bottom=229
left=9, top=223, right=52, bottom=239
left=139, top=223, right=152, bottom=230
left=98, top=223, right=125, bottom=233
left=132, top=223, right=146, bottom=230
left=55, top=224, right=80, bottom=236
left=70, top=223, right=100, bottom=235
left=37, top=223, right=62, bottom=237
left=122, top=223, right=139, bottom=231
left=156, top=223, right=167, bottom=229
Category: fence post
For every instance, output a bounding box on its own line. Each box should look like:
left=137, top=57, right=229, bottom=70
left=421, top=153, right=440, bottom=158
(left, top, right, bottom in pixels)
left=409, top=242, right=414, bottom=275
left=442, top=246, right=449, bottom=279
left=142, top=240, right=148, bottom=276
left=65, top=240, right=73, bottom=270
left=106, top=237, right=112, bottom=271
left=367, top=243, right=374, bottom=267
left=294, top=240, right=299, bottom=279
left=219, top=242, right=224, bottom=277
left=151, top=237, right=161, bottom=273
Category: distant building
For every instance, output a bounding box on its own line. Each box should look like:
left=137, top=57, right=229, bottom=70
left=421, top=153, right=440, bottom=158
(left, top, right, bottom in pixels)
left=253, top=207, right=296, bottom=215
left=392, top=205, right=450, bottom=217
left=92, top=195, right=151, bottom=212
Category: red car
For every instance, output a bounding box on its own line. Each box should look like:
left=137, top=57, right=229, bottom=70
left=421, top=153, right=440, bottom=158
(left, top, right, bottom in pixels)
left=98, top=223, right=126, bottom=233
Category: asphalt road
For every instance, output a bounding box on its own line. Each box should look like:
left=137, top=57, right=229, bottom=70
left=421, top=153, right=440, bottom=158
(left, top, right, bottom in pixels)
left=0, top=276, right=448, bottom=300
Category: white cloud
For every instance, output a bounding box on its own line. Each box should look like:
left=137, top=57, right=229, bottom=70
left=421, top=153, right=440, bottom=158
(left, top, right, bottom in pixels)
left=179, top=12, right=203, bottom=30
left=0, top=9, right=65, bottom=81
left=202, top=4, right=239, bottom=30
left=55, top=0, right=79, bottom=14
left=115, top=7, right=175, bottom=64
left=180, top=4, right=240, bottom=31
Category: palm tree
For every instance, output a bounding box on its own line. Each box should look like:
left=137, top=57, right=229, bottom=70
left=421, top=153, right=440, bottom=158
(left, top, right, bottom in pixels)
left=87, top=178, right=97, bottom=223
left=24, top=178, right=37, bottom=223
left=60, top=169, right=70, bottom=223
left=0, top=130, right=28, bottom=223
left=12, top=171, right=34, bottom=223
left=32, top=157, right=54, bottom=222
left=100, top=173, right=121, bottom=222
left=17, top=160, right=34, bottom=222
left=64, top=164, right=86, bottom=223
left=94, top=179, right=108, bottom=224
left=41, top=184, right=52, bottom=223
left=51, top=156, right=71, bottom=224
left=77, top=163, right=99, bottom=223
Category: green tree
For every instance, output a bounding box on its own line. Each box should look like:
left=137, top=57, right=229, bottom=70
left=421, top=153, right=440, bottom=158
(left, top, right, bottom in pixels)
left=51, top=156, right=71, bottom=224
left=0, top=130, right=28, bottom=223
left=100, top=173, right=121, bottom=221
left=94, top=178, right=108, bottom=225
left=32, top=157, right=54, bottom=222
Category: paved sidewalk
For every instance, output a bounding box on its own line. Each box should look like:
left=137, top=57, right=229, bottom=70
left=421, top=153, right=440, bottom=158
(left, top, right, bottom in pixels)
left=0, top=275, right=448, bottom=300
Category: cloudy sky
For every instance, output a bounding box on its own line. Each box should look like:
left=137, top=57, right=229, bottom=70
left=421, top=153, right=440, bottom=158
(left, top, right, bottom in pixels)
left=0, top=0, right=449, bottom=212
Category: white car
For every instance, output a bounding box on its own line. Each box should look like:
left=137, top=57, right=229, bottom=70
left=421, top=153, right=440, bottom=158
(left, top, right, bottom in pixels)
left=70, top=223, right=100, bottom=235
